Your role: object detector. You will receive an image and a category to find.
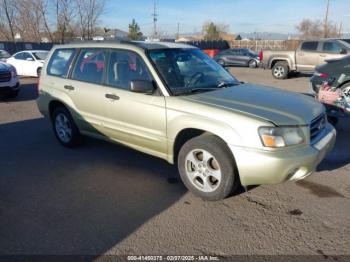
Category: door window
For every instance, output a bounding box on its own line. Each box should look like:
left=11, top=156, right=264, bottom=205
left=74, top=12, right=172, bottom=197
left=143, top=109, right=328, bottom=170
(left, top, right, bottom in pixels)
left=71, top=49, right=106, bottom=84
left=14, top=53, right=25, bottom=60
left=107, top=50, right=152, bottom=90
left=47, top=49, right=76, bottom=77
left=301, top=41, right=319, bottom=51
left=322, top=42, right=343, bottom=53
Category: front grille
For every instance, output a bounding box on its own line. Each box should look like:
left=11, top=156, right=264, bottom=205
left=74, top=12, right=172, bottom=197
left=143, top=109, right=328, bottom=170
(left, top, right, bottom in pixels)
left=0, top=71, right=11, bottom=82
left=310, top=114, right=327, bottom=142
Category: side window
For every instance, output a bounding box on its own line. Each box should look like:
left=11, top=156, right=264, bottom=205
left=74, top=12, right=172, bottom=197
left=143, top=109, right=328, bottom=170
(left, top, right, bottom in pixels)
left=14, top=53, right=25, bottom=60
left=22, top=52, right=34, bottom=60
left=107, top=50, right=152, bottom=90
left=301, top=41, right=319, bottom=51
left=71, top=49, right=106, bottom=84
left=322, top=42, right=343, bottom=53
left=47, top=49, right=76, bottom=77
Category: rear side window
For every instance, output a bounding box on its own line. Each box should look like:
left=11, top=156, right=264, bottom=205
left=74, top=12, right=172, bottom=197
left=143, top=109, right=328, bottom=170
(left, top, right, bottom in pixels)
left=322, top=42, right=343, bottom=53
left=71, top=49, right=106, bottom=84
left=47, top=49, right=76, bottom=77
left=301, top=41, right=319, bottom=51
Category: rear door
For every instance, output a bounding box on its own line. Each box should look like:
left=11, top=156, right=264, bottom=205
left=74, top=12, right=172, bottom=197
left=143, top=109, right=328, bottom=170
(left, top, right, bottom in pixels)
left=295, top=41, right=320, bottom=71
left=65, top=48, right=108, bottom=135
left=319, top=41, right=346, bottom=64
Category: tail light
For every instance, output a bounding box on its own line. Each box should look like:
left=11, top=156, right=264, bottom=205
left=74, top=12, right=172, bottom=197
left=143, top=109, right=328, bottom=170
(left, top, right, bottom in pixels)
left=259, top=51, right=263, bottom=61
left=315, top=71, right=329, bottom=78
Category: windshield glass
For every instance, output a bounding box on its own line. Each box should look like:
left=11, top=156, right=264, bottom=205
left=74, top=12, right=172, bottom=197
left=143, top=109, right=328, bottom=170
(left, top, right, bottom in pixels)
left=33, top=51, right=48, bottom=60
left=148, top=49, right=240, bottom=95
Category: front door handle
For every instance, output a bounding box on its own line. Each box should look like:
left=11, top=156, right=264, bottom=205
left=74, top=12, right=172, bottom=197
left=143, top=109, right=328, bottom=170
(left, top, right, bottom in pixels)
left=105, top=93, right=120, bottom=100
left=64, top=85, right=75, bottom=90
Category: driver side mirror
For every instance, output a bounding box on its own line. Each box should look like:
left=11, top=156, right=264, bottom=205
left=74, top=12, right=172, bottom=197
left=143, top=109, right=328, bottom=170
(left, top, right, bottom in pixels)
left=130, top=80, right=155, bottom=94
left=340, top=49, right=347, bottom=54
left=26, top=57, right=34, bottom=61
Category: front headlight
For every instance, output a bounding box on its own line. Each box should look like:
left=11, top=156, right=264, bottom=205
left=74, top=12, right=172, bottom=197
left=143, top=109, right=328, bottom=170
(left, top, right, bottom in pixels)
left=258, top=126, right=305, bottom=148
left=10, top=68, right=17, bottom=78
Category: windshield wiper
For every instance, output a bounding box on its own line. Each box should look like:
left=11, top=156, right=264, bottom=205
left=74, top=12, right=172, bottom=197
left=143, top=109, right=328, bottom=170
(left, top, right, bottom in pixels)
left=216, top=81, right=240, bottom=88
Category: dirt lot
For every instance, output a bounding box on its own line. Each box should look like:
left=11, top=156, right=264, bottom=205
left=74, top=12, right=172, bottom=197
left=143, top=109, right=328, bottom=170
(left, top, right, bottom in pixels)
left=0, top=69, right=349, bottom=259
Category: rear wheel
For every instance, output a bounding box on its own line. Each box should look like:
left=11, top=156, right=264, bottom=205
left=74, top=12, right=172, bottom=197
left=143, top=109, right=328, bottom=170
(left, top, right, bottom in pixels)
left=52, top=107, right=82, bottom=147
left=37, top=67, right=42, bottom=77
left=178, top=135, right=239, bottom=201
left=248, top=59, right=257, bottom=68
left=272, top=62, right=289, bottom=79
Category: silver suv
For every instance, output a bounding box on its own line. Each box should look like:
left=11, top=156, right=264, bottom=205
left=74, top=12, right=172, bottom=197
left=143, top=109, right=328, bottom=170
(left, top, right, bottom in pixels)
left=37, top=41, right=336, bottom=200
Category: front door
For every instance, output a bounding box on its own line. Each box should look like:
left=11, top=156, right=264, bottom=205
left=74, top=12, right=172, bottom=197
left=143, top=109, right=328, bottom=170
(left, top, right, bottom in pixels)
left=102, top=49, right=167, bottom=158
left=296, top=41, right=320, bottom=72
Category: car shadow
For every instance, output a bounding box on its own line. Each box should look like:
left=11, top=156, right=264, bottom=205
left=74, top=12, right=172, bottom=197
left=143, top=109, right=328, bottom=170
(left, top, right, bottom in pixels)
left=317, top=120, right=350, bottom=171
left=0, top=80, right=38, bottom=102
left=0, top=117, right=187, bottom=255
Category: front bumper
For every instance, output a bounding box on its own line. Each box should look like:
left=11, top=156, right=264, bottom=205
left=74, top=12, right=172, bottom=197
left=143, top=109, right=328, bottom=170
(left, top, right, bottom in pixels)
left=229, top=123, right=336, bottom=186
left=0, top=76, right=20, bottom=94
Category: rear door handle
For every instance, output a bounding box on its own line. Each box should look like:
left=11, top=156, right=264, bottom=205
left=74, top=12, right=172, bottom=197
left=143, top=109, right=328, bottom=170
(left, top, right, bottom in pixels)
left=64, top=85, right=75, bottom=90
left=105, top=93, right=120, bottom=100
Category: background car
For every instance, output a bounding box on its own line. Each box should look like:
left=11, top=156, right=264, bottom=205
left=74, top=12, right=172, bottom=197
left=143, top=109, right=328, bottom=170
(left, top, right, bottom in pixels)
left=214, top=48, right=260, bottom=68
left=6, top=50, right=49, bottom=77
left=310, top=55, right=350, bottom=125
left=0, top=61, right=20, bottom=98
left=0, top=50, right=11, bottom=62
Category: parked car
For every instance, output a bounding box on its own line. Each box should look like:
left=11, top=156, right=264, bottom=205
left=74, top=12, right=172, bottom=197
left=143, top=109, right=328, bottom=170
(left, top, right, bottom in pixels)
left=214, top=48, right=260, bottom=68
left=37, top=41, right=336, bottom=200
left=0, top=50, right=11, bottom=62
left=6, top=50, right=49, bottom=77
left=261, top=39, right=350, bottom=79
left=310, top=55, right=350, bottom=125
left=0, top=61, right=20, bottom=98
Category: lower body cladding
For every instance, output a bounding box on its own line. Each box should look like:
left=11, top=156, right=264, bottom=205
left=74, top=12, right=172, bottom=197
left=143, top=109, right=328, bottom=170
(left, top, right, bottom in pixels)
left=229, top=124, right=336, bottom=186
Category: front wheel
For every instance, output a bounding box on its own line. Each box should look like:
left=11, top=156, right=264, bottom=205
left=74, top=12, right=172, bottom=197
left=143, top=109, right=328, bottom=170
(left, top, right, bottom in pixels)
left=37, top=67, right=42, bottom=77
left=178, top=135, right=239, bottom=201
left=272, top=62, right=289, bottom=79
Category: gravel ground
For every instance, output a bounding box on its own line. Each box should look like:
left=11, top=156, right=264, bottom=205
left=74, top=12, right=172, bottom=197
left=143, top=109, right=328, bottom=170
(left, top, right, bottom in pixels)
left=0, top=69, right=349, bottom=259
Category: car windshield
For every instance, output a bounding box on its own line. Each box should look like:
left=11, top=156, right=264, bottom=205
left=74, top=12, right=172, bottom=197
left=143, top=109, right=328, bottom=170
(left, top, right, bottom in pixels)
left=32, top=51, right=48, bottom=60
left=148, top=48, right=240, bottom=95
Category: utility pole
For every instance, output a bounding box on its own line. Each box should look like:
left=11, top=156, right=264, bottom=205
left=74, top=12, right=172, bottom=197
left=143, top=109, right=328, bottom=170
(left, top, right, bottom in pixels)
left=338, top=22, right=343, bottom=37
left=324, top=0, right=330, bottom=38
left=176, top=22, right=179, bottom=40
left=152, top=0, right=158, bottom=38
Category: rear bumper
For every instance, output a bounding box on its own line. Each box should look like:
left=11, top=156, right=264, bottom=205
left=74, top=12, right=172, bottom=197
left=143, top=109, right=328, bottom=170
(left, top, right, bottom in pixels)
left=229, top=124, right=336, bottom=186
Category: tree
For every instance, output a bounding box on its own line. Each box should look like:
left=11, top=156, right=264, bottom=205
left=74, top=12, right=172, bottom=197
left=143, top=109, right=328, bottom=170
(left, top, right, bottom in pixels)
left=76, top=0, right=106, bottom=40
left=202, top=21, right=229, bottom=41
left=128, top=19, right=143, bottom=40
left=296, top=18, right=340, bottom=39
left=0, top=0, right=17, bottom=41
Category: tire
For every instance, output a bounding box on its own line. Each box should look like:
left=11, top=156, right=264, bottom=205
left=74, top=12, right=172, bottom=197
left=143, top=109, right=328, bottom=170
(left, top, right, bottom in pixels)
left=272, top=62, right=289, bottom=79
left=248, top=59, right=257, bottom=68
left=178, top=135, right=239, bottom=201
left=37, top=67, right=42, bottom=78
left=217, top=59, right=226, bottom=67
left=52, top=106, right=82, bottom=148
left=6, top=90, right=19, bottom=99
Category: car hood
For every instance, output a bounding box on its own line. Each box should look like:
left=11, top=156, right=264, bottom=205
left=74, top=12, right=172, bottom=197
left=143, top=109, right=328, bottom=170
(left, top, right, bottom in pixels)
left=0, top=61, right=13, bottom=71
left=183, top=83, right=324, bottom=125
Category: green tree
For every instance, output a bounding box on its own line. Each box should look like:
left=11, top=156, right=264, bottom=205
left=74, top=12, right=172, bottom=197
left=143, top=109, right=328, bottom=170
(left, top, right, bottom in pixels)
left=128, top=19, right=143, bottom=40
left=203, top=22, right=221, bottom=41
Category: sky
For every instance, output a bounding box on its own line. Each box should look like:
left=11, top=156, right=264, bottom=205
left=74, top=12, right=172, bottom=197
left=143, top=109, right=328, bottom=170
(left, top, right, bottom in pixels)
left=102, top=0, right=350, bottom=36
